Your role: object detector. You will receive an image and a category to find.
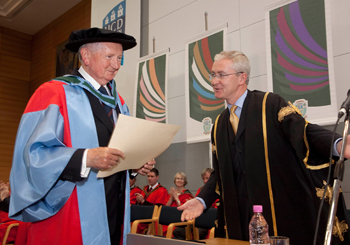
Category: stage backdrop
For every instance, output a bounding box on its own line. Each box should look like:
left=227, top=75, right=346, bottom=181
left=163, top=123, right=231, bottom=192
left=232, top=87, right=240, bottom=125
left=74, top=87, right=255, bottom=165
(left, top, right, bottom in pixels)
left=134, top=50, right=169, bottom=123
left=185, top=24, right=227, bottom=143
left=265, top=0, right=337, bottom=125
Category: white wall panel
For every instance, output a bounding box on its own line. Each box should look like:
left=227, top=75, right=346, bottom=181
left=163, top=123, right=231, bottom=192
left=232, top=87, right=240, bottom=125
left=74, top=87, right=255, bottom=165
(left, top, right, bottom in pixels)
left=249, top=74, right=269, bottom=92
left=149, top=0, right=196, bottom=23
left=167, top=51, right=186, bottom=99
left=330, top=0, right=350, bottom=56
left=334, top=54, right=350, bottom=111
left=168, top=95, right=187, bottom=143
left=148, top=0, right=239, bottom=54
left=226, top=30, right=241, bottom=52
left=240, top=21, right=267, bottom=79
left=240, top=0, right=278, bottom=28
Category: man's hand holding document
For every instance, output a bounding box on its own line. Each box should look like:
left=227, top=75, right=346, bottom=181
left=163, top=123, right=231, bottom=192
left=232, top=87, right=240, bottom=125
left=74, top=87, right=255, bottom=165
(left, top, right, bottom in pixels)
left=97, top=115, right=181, bottom=178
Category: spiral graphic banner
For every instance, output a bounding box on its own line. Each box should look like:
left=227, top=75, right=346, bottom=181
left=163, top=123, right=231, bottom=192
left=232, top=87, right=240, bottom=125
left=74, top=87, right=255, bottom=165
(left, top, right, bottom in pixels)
left=266, top=0, right=337, bottom=125
left=185, top=25, right=227, bottom=143
left=135, top=52, right=168, bottom=123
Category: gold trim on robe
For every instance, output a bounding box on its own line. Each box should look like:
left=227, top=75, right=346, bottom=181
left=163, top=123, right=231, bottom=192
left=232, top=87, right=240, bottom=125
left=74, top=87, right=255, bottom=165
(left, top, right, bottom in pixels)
left=261, top=92, right=278, bottom=236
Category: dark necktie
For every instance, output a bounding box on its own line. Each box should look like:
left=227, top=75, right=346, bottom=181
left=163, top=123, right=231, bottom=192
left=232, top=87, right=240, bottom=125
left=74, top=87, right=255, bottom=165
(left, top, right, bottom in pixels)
left=148, top=186, right=153, bottom=192
left=98, top=86, right=114, bottom=124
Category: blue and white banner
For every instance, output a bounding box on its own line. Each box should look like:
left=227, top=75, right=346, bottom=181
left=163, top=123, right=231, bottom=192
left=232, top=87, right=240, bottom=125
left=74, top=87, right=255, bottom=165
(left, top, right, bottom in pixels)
left=102, top=0, right=125, bottom=33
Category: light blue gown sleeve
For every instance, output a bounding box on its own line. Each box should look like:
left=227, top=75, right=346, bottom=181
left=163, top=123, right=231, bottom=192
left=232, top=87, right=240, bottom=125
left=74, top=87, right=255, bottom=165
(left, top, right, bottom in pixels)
left=9, top=104, right=77, bottom=222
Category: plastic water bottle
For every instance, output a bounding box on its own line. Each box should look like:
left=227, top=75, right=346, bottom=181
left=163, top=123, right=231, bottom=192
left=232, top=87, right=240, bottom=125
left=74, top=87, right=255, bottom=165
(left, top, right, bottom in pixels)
left=249, top=205, right=270, bottom=245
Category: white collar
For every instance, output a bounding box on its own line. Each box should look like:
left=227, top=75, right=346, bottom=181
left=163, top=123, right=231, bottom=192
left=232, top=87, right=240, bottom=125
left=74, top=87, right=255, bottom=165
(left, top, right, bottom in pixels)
left=78, top=66, right=107, bottom=90
left=150, top=182, right=159, bottom=189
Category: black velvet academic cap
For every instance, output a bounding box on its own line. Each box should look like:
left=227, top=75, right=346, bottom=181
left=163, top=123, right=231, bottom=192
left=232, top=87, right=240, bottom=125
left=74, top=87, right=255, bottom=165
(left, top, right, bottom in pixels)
left=65, top=27, right=137, bottom=52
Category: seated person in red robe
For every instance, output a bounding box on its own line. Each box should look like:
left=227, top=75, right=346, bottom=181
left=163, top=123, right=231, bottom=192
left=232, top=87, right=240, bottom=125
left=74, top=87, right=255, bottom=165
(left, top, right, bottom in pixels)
left=165, top=172, right=193, bottom=237
left=130, top=176, right=142, bottom=205
left=173, top=168, right=218, bottom=240
left=195, top=168, right=219, bottom=209
left=135, top=168, right=168, bottom=234
left=166, top=172, right=193, bottom=207
left=0, top=181, right=20, bottom=244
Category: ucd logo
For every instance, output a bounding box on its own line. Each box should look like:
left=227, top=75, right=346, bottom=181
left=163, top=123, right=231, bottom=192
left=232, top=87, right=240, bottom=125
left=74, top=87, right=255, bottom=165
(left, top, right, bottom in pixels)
left=103, top=1, right=125, bottom=33
left=202, top=117, right=212, bottom=135
left=293, top=99, right=308, bottom=118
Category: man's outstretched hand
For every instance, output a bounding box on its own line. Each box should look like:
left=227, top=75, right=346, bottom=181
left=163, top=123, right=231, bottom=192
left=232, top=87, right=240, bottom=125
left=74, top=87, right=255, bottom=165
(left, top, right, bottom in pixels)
left=177, top=198, right=204, bottom=221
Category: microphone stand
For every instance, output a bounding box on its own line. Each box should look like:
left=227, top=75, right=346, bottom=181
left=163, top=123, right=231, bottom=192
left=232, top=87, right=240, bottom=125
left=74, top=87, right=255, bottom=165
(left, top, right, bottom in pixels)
left=324, top=112, right=349, bottom=245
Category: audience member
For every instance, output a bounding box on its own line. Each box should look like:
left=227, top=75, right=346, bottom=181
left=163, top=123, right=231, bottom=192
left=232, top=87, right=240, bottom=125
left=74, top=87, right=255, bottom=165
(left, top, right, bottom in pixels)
left=195, top=168, right=218, bottom=209
left=189, top=168, right=218, bottom=240
left=167, top=172, right=193, bottom=240
left=130, top=176, right=142, bottom=205
left=0, top=181, right=20, bottom=244
left=135, top=168, right=168, bottom=234
left=0, top=181, right=10, bottom=212
left=135, top=168, right=168, bottom=206
left=166, top=172, right=193, bottom=207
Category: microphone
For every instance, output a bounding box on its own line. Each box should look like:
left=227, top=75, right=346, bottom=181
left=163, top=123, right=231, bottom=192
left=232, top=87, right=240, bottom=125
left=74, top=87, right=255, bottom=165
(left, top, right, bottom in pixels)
left=338, top=89, right=350, bottom=118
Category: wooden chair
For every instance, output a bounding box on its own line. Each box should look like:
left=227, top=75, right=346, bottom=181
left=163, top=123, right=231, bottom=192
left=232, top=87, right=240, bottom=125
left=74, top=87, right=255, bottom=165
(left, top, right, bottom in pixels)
left=157, top=206, right=194, bottom=240
left=130, top=205, right=160, bottom=235
left=192, top=207, right=217, bottom=240
left=2, top=223, right=19, bottom=245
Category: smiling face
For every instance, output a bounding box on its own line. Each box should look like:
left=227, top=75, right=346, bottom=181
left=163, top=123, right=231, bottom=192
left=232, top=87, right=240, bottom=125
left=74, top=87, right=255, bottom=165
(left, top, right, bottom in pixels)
left=80, top=42, right=123, bottom=85
left=174, top=174, right=185, bottom=188
left=210, top=58, right=247, bottom=105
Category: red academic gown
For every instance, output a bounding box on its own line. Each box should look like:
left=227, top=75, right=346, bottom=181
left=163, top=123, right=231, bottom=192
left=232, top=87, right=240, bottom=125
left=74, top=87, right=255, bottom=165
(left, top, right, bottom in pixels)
left=165, top=190, right=193, bottom=236
left=137, top=184, right=168, bottom=234
left=195, top=187, right=218, bottom=208
left=130, top=186, right=142, bottom=205
left=0, top=210, right=19, bottom=244
left=168, top=189, right=193, bottom=207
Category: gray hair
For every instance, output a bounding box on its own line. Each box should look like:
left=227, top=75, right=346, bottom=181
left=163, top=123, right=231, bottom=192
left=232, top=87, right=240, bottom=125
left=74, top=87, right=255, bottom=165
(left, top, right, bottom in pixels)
left=201, top=168, right=213, bottom=178
left=214, top=51, right=251, bottom=84
left=77, top=43, right=103, bottom=62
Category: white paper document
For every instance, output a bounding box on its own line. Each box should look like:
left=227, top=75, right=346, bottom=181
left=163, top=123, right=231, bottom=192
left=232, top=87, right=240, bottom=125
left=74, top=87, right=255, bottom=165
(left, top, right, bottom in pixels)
left=97, top=115, right=181, bottom=178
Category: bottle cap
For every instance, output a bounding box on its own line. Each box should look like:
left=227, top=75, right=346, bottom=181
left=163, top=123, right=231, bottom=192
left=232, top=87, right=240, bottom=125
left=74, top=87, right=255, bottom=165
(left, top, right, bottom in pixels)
left=253, top=205, right=263, bottom=213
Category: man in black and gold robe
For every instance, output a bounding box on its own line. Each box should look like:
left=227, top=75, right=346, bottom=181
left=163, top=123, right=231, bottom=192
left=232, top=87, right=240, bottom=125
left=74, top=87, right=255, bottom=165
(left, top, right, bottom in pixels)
left=179, top=51, right=350, bottom=244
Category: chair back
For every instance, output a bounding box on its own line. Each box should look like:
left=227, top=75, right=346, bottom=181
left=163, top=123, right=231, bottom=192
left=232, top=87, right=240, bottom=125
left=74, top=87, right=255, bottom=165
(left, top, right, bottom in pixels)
left=158, top=206, right=183, bottom=225
left=2, top=223, right=19, bottom=245
left=157, top=206, right=194, bottom=239
left=130, top=205, right=159, bottom=235
left=193, top=208, right=217, bottom=240
left=130, top=205, right=157, bottom=222
left=194, top=207, right=217, bottom=229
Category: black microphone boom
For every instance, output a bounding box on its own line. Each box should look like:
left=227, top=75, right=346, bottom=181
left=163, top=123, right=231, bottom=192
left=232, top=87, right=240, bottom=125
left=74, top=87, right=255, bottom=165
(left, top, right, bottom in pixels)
left=338, top=89, right=350, bottom=118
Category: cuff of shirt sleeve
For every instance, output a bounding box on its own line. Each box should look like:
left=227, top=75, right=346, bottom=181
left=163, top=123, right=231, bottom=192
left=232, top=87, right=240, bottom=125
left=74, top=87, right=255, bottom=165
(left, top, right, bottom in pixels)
left=81, top=149, right=91, bottom=178
left=333, top=138, right=342, bottom=157
left=196, top=197, right=207, bottom=209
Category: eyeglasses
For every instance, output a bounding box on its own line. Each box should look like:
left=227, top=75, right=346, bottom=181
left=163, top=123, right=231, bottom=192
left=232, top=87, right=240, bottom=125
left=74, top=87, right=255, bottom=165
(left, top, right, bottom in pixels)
left=208, top=72, right=243, bottom=81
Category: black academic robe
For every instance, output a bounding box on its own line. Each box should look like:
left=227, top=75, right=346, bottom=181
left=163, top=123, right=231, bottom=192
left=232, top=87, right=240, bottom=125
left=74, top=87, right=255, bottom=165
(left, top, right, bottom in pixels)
left=198, top=90, right=350, bottom=244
